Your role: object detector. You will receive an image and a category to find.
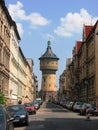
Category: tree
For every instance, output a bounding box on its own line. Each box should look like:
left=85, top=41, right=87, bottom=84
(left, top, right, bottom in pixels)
left=0, top=93, right=6, bottom=105
left=37, top=90, right=42, bottom=98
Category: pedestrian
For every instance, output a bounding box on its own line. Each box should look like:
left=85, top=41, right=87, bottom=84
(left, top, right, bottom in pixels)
left=86, top=106, right=91, bottom=121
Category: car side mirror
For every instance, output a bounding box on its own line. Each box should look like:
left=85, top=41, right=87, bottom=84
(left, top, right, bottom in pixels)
left=7, top=117, right=15, bottom=122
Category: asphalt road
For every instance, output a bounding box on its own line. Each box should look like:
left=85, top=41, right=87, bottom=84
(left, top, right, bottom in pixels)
left=15, top=102, right=98, bottom=130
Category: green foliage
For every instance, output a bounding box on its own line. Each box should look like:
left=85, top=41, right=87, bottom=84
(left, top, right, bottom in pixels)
left=0, top=93, right=6, bottom=105
left=37, top=90, right=41, bottom=98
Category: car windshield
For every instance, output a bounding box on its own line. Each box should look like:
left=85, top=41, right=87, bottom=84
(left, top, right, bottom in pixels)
left=77, top=102, right=83, bottom=105
left=8, top=105, right=24, bottom=112
left=31, top=102, right=34, bottom=105
left=25, top=103, right=31, bottom=107
left=0, top=107, right=4, bottom=122
left=0, top=108, right=3, bottom=116
left=86, top=104, right=92, bottom=107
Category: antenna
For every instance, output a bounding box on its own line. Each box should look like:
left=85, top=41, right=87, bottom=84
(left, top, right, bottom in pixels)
left=47, top=35, right=52, bottom=47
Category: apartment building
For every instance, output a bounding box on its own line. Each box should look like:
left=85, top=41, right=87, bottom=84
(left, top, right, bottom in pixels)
left=63, top=20, right=98, bottom=106
left=0, top=0, right=37, bottom=104
left=27, top=58, right=38, bottom=101
left=0, top=0, right=12, bottom=103
left=9, top=21, right=20, bottom=104
left=59, top=70, right=67, bottom=99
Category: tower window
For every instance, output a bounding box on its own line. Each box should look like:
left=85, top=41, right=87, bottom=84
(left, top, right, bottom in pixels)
left=43, top=77, right=46, bottom=82
left=49, top=84, right=51, bottom=87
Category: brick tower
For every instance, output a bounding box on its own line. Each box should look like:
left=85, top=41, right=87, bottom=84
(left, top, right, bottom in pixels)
left=39, top=41, right=59, bottom=101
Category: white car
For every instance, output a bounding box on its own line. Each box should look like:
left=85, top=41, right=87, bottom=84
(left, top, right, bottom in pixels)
left=73, top=102, right=83, bottom=112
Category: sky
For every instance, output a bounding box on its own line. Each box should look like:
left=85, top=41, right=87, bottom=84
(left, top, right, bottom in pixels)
left=5, top=0, right=98, bottom=90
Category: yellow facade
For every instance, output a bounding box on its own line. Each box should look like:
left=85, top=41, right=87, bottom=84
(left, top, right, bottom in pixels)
left=25, top=62, right=33, bottom=103
left=0, top=0, right=37, bottom=105
left=42, top=74, right=56, bottom=91
left=0, top=0, right=12, bottom=103
left=9, top=23, right=20, bottom=105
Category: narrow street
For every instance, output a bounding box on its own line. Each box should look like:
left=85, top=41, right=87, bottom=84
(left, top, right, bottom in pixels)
left=15, top=102, right=98, bottom=130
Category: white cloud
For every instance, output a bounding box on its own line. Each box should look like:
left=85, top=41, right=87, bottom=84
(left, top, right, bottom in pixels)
left=27, top=13, right=50, bottom=26
left=8, top=1, right=50, bottom=35
left=54, top=8, right=98, bottom=37
left=8, top=1, right=26, bottom=21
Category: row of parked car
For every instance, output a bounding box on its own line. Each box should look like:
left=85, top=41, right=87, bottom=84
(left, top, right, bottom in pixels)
left=54, top=100, right=98, bottom=116
left=0, top=98, right=43, bottom=130
left=24, top=99, right=43, bottom=114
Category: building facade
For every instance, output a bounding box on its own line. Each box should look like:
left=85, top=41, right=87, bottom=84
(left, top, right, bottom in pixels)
left=76, top=22, right=98, bottom=105
left=27, top=59, right=37, bottom=101
left=59, top=70, right=67, bottom=100
left=9, top=21, right=20, bottom=104
left=0, top=0, right=12, bottom=103
left=61, top=20, right=98, bottom=106
left=0, top=0, right=37, bottom=104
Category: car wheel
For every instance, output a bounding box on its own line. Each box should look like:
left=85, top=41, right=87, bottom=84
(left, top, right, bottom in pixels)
left=25, top=119, right=29, bottom=126
left=95, top=112, right=98, bottom=116
left=79, top=111, right=81, bottom=115
left=34, top=111, right=36, bottom=114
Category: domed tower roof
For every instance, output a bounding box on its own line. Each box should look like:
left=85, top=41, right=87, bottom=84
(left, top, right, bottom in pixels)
left=39, top=41, right=59, bottom=60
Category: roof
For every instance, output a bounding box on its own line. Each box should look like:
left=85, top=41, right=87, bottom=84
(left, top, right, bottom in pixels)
left=84, top=25, right=93, bottom=39
left=0, top=0, right=12, bottom=26
left=12, top=21, right=21, bottom=40
left=76, top=41, right=82, bottom=52
left=39, top=41, right=59, bottom=60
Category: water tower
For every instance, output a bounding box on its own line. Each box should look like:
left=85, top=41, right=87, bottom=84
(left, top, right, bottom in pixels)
left=39, top=41, right=59, bottom=101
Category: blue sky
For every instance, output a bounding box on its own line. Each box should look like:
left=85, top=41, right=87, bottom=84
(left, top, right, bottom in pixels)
left=5, top=0, right=98, bottom=90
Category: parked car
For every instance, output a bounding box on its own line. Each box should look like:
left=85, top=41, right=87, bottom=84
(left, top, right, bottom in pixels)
left=68, top=101, right=75, bottom=110
left=79, top=103, right=93, bottom=115
left=60, top=99, right=66, bottom=106
left=32, top=101, right=40, bottom=110
left=73, top=102, right=83, bottom=112
left=65, top=101, right=74, bottom=110
left=0, top=104, right=14, bottom=130
left=65, top=101, right=70, bottom=108
left=7, top=104, right=29, bottom=126
left=24, top=103, right=36, bottom=114
left=54, top=100, right=60, bottom=105
left=94, top=106, right=98, bottom=116
left=36, top=98, right=43, bottom=105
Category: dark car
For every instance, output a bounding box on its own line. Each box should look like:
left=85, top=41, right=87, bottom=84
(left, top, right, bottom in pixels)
left=0, top=104, right=14, bottom=130
left=94, top=106, right=98, bottom=116
left=24, top=103, right=36, bottom=114
left=7, top=104, right=29, bottom=126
